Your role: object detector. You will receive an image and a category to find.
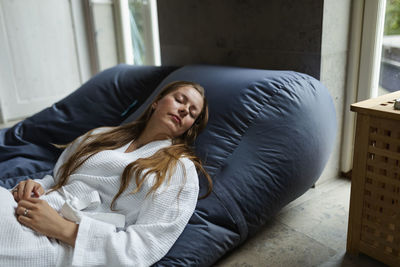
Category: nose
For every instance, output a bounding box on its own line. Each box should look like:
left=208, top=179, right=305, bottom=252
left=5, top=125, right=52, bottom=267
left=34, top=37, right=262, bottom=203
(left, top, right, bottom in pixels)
left=178, top=105, right=189, bottom=117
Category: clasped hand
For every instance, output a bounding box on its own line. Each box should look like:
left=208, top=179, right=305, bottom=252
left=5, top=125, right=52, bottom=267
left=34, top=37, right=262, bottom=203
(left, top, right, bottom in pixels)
left=12, top=179, right=78, bottom=246
left=12, top=178, right=45, bottom=202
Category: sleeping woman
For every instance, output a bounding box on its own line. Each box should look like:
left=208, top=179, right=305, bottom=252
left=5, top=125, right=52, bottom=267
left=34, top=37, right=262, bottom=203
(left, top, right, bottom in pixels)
left=0, top=81, right=212, bottom=267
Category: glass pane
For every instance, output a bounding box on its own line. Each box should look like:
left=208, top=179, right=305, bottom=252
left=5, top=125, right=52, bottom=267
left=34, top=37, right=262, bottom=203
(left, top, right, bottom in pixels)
left=378, top=0, right=400, bottom=96
left=128, top=0, right=148, bottom=65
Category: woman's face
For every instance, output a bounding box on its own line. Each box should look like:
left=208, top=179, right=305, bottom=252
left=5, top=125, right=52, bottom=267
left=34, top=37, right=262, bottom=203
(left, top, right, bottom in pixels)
left=151, top=86, right=204, bottom=138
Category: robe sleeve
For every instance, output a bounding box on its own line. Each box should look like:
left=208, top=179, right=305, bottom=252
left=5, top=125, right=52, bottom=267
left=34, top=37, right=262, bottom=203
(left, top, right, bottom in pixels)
left=71, top=163, right=199, bottom=267
left=34, top=174, right=55, bottom=190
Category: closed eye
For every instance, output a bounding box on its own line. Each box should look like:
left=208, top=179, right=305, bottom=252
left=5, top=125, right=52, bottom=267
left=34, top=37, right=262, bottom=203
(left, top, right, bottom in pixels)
left=175, top=93, right=199, bottom=118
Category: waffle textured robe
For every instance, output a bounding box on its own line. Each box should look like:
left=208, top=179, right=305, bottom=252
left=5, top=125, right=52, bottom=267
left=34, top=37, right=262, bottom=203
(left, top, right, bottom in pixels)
left=0, top=128, right=199, bottom=267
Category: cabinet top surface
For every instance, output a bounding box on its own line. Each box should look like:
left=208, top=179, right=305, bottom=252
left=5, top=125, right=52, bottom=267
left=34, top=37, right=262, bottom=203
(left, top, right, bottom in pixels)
left=351, top=90, right=400, bottom=119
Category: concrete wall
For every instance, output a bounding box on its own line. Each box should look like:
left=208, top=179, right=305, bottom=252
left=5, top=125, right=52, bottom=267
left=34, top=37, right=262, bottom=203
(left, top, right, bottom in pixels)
left=319, top=0, right=351, bottom=184
left=157, top=0, right=352, bottom=184
left=157, top=0, right=324, bottom=79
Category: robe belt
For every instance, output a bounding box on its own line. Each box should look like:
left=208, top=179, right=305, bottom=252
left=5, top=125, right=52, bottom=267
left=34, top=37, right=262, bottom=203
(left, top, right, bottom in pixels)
left=59, top=187, right=125, bottom=228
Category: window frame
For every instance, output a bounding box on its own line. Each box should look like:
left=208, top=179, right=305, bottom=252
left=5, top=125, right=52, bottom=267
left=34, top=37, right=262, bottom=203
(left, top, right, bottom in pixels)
left=341, top=0, right=387, bottom=172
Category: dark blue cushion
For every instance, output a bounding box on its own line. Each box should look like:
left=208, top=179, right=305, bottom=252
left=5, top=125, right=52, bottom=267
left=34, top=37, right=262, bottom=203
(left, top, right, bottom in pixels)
left=146, top=65, right=336, bottom=266
left=0, top=64, right=176, bottom=188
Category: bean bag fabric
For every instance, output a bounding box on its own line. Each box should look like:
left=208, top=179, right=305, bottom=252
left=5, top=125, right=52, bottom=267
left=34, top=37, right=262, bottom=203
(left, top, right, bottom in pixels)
left=127, top=65, right=337, bottom=266
left=0, top=64, right=336, bottom=266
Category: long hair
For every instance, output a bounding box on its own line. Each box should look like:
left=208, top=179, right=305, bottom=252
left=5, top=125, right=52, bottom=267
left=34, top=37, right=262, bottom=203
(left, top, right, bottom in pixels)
left=51, top=81, right=212, bottom=210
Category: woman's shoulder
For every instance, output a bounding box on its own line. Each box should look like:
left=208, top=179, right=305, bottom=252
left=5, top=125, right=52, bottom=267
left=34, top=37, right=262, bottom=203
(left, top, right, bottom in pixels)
left=173, top=157, right=198, bottom=185
left=179, top=156, right=195, bottom=167
left=177, top=157, right=197, bottom=173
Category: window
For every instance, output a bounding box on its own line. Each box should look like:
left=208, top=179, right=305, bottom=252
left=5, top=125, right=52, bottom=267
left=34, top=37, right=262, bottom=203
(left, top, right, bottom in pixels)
left=341, top=0, right=390, bottom=172
left=378, top=0, right=400, bottom=96
left=85, top=0, right=161, bottom=72
left=128, top=0, right=160, bottom=65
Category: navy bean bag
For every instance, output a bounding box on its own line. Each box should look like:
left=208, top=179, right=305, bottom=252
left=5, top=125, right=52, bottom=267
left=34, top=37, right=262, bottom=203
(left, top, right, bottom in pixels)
left=0, top=64, right=336, bottom=266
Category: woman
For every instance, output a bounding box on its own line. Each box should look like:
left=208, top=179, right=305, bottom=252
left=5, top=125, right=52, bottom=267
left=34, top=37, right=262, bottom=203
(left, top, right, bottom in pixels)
left=0, top=81, right=212, bottom=267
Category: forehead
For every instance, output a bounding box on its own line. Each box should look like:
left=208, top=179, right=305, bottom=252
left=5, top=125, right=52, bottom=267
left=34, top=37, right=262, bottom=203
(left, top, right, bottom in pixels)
left=171, top=86, right=204, bottom=109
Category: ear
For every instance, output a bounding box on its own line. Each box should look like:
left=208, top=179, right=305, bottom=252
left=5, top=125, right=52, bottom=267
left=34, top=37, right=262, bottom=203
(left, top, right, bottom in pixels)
left=152, top=101, right=158, bottom=109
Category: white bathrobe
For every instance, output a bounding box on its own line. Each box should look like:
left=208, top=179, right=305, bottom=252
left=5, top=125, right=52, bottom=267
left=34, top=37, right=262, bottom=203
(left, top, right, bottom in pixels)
left=0, top=128, right=199, bottom=267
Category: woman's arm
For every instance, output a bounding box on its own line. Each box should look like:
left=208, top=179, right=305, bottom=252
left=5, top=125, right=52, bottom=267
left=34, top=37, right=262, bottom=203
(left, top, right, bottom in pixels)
left=14, top=127, right=117, bottom=244
left=16, top=197, right=79, bottom=246
left=72, top=163, right=199, bottom=267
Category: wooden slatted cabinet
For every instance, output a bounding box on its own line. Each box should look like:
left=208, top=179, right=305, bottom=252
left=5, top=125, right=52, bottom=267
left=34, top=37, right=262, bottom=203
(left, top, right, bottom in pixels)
left=347, top=91, right=400, bottom=266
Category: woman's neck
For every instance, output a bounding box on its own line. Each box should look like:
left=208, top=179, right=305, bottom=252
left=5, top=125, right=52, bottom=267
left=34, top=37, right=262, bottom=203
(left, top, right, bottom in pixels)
left=134, top=126, right=171, bottom=150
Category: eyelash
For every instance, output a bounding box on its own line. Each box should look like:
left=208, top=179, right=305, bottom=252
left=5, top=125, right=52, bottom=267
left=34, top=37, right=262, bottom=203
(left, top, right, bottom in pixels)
left=175, top=97, right=196, bottom=118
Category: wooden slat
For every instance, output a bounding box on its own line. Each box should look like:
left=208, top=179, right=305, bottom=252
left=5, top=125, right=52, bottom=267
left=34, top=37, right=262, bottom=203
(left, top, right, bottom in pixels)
left=370, top=115, right=400, bottom=133
left=361, top=235, right=397, bottom=259
left=366, top=170, right=400, bottom=189
left=364, top=194, right=399, bottom=215
left=347, top=114, right=371, bottom=254
left=367, top=158, right=400, bottom=175
left=360, top=230, right=397, bottom=254
left=361, top=216, right=398, bottom=238
left=363, top=200, right=400, bottom=224
left=368, top=146, right=400, bottom=161
left=359, top=241, right=400, bottom=266
left=364, top=181, right=400, bottom=201
left=365, top=194, right=400, bottom=209
left=369, top=132, right=400, bottom=146
left=363, top=202, right=399, bottom=222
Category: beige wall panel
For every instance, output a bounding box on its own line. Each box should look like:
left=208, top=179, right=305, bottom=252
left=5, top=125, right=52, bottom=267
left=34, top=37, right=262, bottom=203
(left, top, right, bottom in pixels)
left=0, top=0, right=82, bottom=121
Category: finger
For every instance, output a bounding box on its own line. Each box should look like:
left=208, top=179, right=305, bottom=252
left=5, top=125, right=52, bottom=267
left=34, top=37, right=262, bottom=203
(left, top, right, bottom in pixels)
left=23, top=197, right=41, bottom=204
left=18, top=199, right=38, bottom=210
left=12, top=191, right=20, bottom=202
left=24, top=180, right=35, bottom=199
left=33, top=185, right=44, bottom=197
left=16, top=206, right=32, bottom=217
left=33, top=187, right=40, bottom=197
left=17, top=181, right=26, bottom=200
left=11, top=187, right=19, bottom=193
left=17, top=214, right=33, bottom=226
left=15, top=206, right=23, bottom=215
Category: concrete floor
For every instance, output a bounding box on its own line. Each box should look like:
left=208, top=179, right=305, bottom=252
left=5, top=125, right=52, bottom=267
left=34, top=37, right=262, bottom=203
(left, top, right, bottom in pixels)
left=215, top=178, right=388, bottom=267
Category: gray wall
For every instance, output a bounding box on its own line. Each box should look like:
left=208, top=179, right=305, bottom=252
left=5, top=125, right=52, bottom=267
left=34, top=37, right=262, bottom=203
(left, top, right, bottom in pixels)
left=157, top=0, right=324, bottom=79
left=319, top=0, right=351, bottom=184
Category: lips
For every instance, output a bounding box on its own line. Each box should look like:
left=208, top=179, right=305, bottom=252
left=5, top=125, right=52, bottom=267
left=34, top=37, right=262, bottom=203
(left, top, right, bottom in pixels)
left=170, top=114, right=181, bottom=125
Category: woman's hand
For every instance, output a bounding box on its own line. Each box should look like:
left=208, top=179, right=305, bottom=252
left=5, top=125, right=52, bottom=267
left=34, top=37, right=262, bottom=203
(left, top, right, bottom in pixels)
left=12, top=179, right=45, bottom=202
left=16, top=198, right=78, bottom=247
